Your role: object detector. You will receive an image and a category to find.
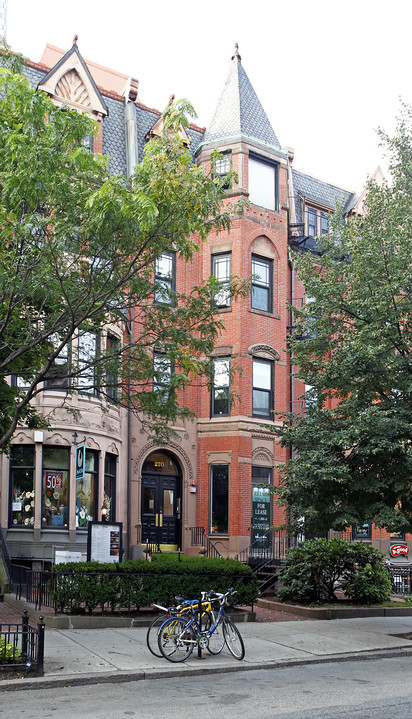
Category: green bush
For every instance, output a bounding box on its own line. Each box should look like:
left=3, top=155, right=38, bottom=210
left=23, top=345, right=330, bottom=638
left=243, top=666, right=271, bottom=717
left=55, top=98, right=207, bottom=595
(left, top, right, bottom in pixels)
left=50, top=555, right=258, bottom=613
left=0, top=637, right=22, bottom=664
left=278, top=538, right=391, bottom=605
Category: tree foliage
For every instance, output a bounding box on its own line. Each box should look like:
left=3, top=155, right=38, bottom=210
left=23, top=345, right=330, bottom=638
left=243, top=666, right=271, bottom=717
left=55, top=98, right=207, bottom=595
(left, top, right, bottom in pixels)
left=275, top=104, right=412, bottom=534
left=0, top=57, right=247, bottom=450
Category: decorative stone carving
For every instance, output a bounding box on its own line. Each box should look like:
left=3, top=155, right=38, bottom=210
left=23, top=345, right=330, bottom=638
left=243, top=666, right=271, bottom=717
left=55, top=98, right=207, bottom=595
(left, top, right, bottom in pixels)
left=44, top=433, right=70, bottom=446
left=86, top=437, right=100, bottom=450
left=55, top=69, right=92, bottom=108
left=252, top=446, right=274, bottom=465
left=107, top=443, right=119, bottom=455
left=207, top=450, right=233, bottom=464
left=248, top=344, right=280, bottom=361
left=14, top=432, right=31, bottom=444
left=133, top=442, right=194, bottom=484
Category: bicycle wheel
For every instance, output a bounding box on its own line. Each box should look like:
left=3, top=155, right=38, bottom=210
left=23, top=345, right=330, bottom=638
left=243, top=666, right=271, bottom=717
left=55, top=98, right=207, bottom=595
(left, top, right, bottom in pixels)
left=158, top=616, right=195, bottom=663
left=146, top=614, right=168, bottom=658
left=207, top=616, right=225, bottom=655
left=223, top=618, right=245, bottom=660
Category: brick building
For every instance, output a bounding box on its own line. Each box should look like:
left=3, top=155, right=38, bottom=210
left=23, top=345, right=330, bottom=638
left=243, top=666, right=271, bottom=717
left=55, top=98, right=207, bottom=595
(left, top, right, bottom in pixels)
left=1, top=40, right=404, bottom=570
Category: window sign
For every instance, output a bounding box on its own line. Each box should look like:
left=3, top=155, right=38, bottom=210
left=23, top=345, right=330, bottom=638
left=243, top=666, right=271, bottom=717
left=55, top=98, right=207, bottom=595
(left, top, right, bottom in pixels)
left=42, top=446, right=69, bottom=528
left=251, top=485, right=271, bottom=548
left=75, top=444, right=85, bottom=480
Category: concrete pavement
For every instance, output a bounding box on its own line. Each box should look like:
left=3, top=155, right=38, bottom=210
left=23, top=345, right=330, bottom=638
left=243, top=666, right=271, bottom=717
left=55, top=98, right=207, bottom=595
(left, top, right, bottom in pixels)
left=2, top=614, right=412, bottom=692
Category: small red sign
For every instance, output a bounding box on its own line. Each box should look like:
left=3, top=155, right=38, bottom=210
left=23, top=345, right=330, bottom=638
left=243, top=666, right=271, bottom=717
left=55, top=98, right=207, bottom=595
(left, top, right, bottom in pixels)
left=390, top=544, right=409, bottom=558
left=45, top=471, right=63, bottom=490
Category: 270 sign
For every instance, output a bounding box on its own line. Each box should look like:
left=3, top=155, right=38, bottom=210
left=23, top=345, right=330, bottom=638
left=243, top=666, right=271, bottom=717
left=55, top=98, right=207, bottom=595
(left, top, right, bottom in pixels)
left=45, top=471, right=63, bottom=490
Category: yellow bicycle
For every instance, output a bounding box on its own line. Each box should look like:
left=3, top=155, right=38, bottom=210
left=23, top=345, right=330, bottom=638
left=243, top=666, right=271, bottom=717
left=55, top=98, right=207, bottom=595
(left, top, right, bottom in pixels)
left=146, top=592, right=214, bottom=657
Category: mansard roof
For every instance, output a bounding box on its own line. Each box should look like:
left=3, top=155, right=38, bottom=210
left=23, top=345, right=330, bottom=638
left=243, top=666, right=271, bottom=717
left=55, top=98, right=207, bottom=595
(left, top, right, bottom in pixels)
left=292, top=168, right=357, bottom=225
left=200, top=45, right=281, bottom=152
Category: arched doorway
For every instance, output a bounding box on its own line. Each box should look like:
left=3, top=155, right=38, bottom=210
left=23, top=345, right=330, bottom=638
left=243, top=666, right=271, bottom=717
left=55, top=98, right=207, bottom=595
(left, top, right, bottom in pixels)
left=141, top=451, right=182, bottom=550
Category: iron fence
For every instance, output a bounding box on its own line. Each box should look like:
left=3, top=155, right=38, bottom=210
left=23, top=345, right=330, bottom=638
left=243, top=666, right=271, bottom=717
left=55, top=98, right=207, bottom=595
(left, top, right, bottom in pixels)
left=0, top=610, right=45, bottom=676
left=0, top=523, right=12, bottom=589
left=10, top=565, right=255, bottom=613
left=389, top=567, right=412, bottom=595
left=234, top=530, right=298, bottom=566
left=11, top=564, right=54, bottom=610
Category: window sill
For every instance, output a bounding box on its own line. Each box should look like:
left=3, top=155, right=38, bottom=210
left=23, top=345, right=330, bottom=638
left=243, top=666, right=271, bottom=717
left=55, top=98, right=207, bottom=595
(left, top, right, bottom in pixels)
left=41, top=527, right=69, bottom=531
left=249, top=308, right=280, bottom=320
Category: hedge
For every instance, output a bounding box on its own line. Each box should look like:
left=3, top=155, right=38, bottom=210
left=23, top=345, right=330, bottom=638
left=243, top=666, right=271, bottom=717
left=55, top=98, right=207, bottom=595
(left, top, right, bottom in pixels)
left=50, top=555, right=258, bottom=613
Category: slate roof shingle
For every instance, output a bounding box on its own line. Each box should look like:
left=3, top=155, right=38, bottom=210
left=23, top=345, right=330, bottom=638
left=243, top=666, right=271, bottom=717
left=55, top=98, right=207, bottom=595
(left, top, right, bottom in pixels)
left=201, top=54, right=281, bottom=151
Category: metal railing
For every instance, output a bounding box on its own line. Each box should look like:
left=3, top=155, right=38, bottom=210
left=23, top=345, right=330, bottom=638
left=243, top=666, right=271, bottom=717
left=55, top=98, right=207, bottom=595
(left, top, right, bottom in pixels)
left=10, top=566, right=252, bottom=613
left=0, top=524, right=12, bottom=590
left=234, top=530, right=298, bottom=566
left=0, top=610, right=45, bottom=676
left=189, top=527, right=223, bottom=558
left=11, top=564, right=55, bottom=610
left=190, top=526, right=206, bottom=545
left=389, top=567, right=412, bottom=595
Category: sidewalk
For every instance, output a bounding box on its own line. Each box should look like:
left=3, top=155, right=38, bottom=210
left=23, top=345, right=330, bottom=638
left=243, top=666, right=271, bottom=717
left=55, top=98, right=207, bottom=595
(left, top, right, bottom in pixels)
left=2, top=602, right=412, bottom=691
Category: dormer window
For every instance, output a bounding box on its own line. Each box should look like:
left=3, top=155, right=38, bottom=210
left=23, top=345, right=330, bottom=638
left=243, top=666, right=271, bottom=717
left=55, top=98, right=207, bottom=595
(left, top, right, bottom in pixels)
left=213, top=151, right=232, bottom=189
left=306, top=207, right=329, bottom=237
left=248, top=153, right=279, bottom=211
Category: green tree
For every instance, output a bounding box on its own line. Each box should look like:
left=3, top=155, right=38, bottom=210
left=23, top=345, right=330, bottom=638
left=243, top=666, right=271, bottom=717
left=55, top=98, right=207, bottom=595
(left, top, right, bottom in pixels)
left=275, top=105, right=412, bottom=535
left=0, top=53, right=247, bottom=451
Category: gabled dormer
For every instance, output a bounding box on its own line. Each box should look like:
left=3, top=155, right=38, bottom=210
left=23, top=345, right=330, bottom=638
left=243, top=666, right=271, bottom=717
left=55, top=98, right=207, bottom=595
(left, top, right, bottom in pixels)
left=37, top=39, right=108, bottom=119
left=145, top=94, right=190, bottom=147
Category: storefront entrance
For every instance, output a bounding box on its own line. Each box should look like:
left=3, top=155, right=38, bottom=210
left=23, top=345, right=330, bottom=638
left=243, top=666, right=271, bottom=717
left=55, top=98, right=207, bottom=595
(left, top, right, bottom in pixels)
left=141, top=451, right=182, bottom=551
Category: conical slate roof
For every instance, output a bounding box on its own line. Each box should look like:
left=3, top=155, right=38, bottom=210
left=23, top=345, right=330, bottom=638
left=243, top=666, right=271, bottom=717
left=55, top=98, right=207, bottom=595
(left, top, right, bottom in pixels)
left=201, top=45, right=281, bottom=150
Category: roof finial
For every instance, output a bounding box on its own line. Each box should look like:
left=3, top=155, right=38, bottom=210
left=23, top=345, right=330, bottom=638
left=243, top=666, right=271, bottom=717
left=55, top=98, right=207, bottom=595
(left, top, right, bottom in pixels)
left=231, top=43, right=241, bottom=62
left=73, top=34, right=78, bottom=46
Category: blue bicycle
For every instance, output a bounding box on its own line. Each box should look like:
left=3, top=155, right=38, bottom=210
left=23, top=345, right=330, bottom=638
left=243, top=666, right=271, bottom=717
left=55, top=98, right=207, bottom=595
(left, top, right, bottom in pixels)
left=157, top=588, right=245, bottom=662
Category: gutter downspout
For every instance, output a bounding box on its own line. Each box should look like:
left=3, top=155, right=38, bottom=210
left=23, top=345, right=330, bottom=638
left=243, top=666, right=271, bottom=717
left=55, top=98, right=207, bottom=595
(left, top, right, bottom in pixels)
left=123, top=78, right=139, bottom=556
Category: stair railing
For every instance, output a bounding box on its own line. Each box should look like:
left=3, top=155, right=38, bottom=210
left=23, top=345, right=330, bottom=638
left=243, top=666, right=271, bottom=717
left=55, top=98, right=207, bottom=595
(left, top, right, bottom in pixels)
left=189, top=526, right=223, bottom=559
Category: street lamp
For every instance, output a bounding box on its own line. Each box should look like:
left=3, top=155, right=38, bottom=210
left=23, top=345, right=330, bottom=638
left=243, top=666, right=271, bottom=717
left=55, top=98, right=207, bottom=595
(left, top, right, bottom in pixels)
left=101, top=503, right=108, bottom=521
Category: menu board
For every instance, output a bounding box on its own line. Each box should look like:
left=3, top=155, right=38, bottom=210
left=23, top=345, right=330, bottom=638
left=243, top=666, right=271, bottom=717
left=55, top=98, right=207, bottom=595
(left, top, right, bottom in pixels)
left=87, top=522, right=123, bottom=563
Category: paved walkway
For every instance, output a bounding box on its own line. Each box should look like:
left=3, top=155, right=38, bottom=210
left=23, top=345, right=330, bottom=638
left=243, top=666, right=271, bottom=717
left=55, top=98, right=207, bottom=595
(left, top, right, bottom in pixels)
left=2, top=600, right=412, bottom=691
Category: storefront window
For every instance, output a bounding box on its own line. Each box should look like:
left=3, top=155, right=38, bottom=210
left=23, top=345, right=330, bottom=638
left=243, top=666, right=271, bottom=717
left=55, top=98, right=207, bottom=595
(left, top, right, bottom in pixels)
left=210, top=465, right=229, bottom=534
left=251, top=466, right=272, bottom=550
left=42, top=447, right=69, bottom=528
left=104, top=453, right=116, bottom=522
left=10, top=446, right=35, bottom=527
left=76, top=450, right=98, bottom=528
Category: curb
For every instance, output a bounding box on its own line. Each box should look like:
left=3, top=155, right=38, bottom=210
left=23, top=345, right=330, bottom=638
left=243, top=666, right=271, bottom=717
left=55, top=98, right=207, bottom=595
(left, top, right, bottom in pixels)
left=257, top=598, right=412, bottom=620
left=2, top=646, right=412, bottom=693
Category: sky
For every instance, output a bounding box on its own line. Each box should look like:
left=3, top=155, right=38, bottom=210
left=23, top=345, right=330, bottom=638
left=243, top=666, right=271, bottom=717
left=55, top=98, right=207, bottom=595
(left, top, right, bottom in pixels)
left=5, top=0, right=412, bottom=192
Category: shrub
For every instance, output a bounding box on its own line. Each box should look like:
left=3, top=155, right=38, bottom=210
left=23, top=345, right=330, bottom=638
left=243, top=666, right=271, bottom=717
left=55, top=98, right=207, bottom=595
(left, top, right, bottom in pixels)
left=0, top=637, right=22, bottom=664
left=278, top=538, right=391, bottom=605
left=50, top=555, right=258, bottom=613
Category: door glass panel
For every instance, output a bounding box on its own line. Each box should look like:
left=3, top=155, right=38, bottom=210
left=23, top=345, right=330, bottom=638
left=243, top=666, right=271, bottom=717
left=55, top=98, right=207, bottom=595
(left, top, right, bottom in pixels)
left=143, top=487, right=155, bottom=514
left=163, top=489, right=174, bottom=516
